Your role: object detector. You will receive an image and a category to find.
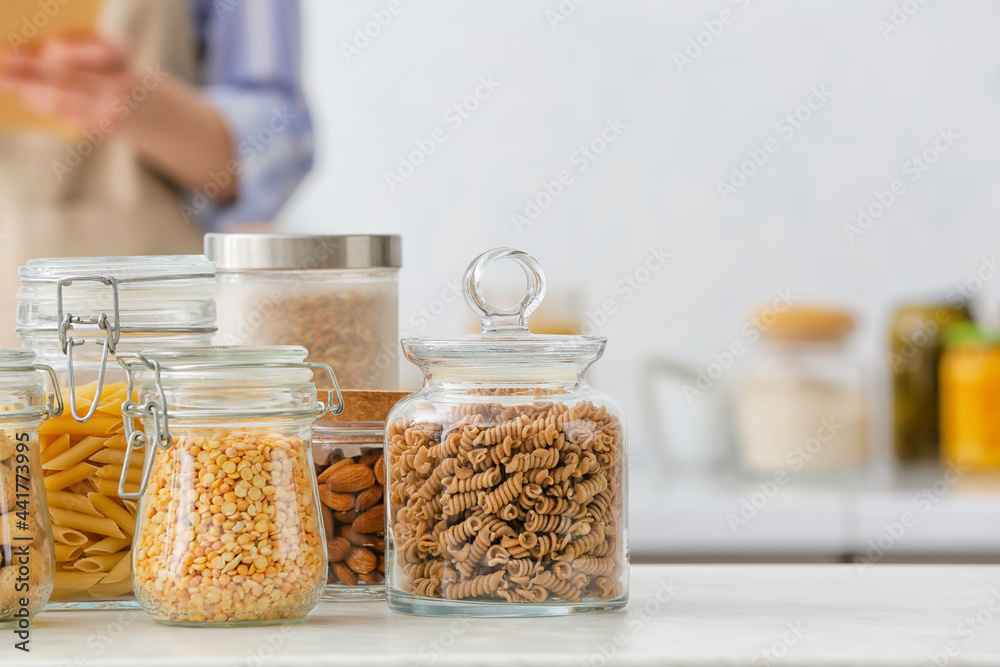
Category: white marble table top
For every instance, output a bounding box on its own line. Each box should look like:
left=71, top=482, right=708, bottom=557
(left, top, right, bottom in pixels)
left=5, top=564, right=1000, bottom=666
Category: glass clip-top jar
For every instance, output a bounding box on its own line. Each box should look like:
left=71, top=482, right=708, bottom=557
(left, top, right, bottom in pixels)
left=18, top=255, right=217, bottom=609
left=116, top=346, right=342, bottom=626
left=386, top=248, right=629, bottom=617
left=0, top=350, right=62, bottom=629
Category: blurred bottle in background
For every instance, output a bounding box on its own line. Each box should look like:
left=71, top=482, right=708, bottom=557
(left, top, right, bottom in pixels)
left=888, top=303, right=970, bottom=463
left=940, top=323, right=1000, bottom=470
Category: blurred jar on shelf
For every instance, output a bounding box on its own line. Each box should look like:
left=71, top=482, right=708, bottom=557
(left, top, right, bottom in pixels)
left=736, top=306, right=868, bottom=475
left=889, top=303, right=969, bottom=463
left=940, top=323, right=1000, bottom=470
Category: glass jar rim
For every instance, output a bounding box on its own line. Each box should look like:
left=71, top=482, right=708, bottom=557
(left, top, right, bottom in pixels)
left=0, top=348, right=37, bottom=369
left=402, top=334, right=607, bottom=365
left=138, top=345, right=309, bottom=368
left=19, top=255, right=215, bottom=282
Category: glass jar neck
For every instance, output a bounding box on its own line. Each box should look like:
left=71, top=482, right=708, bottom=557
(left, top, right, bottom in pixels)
left=416, top=360, right=591, bottom=393
left=20, top=331, right=217, bottom=373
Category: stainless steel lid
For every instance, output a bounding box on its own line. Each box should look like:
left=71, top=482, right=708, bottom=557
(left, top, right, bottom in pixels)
left=204, top=234, right=402, bottom=270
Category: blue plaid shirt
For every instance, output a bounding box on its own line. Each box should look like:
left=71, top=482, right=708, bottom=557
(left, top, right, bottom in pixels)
left=190, top=0, right=313, bottom=230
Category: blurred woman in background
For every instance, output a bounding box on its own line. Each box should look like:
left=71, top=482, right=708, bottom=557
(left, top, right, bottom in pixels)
left=0, top=0, right=313, bottom=344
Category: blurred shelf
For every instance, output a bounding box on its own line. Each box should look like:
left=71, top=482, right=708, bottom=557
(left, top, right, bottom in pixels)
left=629, top=468, right=1000, bottom=561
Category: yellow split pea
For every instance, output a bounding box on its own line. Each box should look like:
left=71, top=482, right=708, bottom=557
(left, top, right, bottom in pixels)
left=133, top=430, right=325, bottom=624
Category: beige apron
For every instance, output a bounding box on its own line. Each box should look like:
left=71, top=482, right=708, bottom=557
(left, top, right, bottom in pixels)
left=0, top=0, right=205, bottom=345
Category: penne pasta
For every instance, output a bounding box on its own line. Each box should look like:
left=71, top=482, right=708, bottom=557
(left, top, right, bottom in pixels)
left=50, top=507, right=125, bottom=539
left=91, top=477, right=140, bottom=498
left=95, top=464, right=143, bottom=485
left=43, top=435, right=109, bottom=471
left=98, top=552, right=131, bottom=584
left=102, top=434, right=130, bottom=451
left=41, top=416, right=121, bottom=437
left=85, top=537, right=131, bottom=555
left=89, top=448, right=145, bottom=467
left=87, top=579, right=134, bottom=598
left=55, top=544, right=84, bottom=562
left=88, top=493, right=136, bottom=537
left=44, top=462, right=98, bottom=491
left=46, top=489, right=102, bottom=517
left=51, top=524, right=88, bottom=546
left=96, top=388, right=128, bottom=414
left=43, top=379, right=139, bottom=603
left=40, top=433, right=71, bottom=463
left=54, top=571, right=105, bottom=591
left=73, top=553, right=126, bottom=573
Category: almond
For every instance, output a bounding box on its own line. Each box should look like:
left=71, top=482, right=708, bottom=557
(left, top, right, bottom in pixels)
left=376, top=554, right=385, bottom=572
left=339, top=526, right=378, bottom=547
left=359, top=571, right=384, bottom=585
left=319, top=488, right=355, bottom=512
left=352, top=504, right=385, bottom=534
left=317, top=457, right=354, bottom=484
left=374, top=455, right=385, bottom=486
left=355, top=484, right=383, bottom=512
left=359, top=449, right=381, bottom=468
left=326, top=464, right=374, bottom=493
left=345, top=546, right=376, bottom=574
left=327, top=536, right=351, bottom=562
left=320, top=505, right=336, bottom=539
left=333, top=510, right=357, bottom=524
left=331, top=560, right=358, bottom=585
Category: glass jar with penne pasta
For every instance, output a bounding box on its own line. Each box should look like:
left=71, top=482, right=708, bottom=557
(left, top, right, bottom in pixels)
left=0, top=349, right=63, bottom=627
left=385, top=249, right=629, bottom=617
left=17, top=256, right=217, bottom=608
left=119, top=346, right=341, bottom=626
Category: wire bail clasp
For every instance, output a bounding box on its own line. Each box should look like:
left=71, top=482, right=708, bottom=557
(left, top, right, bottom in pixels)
left=33, top=363, right=64, bottom=420
left=57, top=275, right=122, bottom=423
left=116, top=353, right=170, bottom=500
left=307, top=362, right=344, bottom=417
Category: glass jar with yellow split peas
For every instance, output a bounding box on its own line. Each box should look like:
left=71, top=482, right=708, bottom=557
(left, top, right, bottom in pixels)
left=0, top=350, right=63, bottom=629
left=386, top=249, right=629, bottom=617
left=118, top=346, right=341, bottom=626
left=16, top=256, right=217, bottom=609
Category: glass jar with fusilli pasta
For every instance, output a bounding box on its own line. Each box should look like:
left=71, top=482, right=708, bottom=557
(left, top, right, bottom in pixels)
left=385, top=249, right=628, bottom=617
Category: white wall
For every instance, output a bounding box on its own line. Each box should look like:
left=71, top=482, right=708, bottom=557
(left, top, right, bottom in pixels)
left=281, top=0, right=1000, bottom=489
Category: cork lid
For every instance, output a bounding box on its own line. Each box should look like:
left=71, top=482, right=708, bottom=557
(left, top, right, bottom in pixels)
left=759, top=306, right=854, bottom=343
left=317, top=390, right=409, bottom=424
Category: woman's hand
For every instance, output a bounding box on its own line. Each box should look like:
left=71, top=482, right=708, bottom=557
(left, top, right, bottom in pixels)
left=0, top=38, right=141, bottom=133
left=1, top=37, right=237, bottom=203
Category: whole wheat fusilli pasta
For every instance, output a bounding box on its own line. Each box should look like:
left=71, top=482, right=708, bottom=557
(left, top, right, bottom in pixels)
left=388, top=399, right=625, bottom=604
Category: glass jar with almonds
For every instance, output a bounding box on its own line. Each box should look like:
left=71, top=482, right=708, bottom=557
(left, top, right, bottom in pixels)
left=313, top=391, right=407, bottom=600
left=386, top=249, right=629, bottom=617
left=17, top=256, right=217, bottom=609
left=118, top=346, right=341, bottom=626
left=0, top=350, right=63, bottom=629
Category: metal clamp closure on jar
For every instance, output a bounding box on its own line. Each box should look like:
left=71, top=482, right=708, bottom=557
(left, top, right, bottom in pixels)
left=115, top=353, right=344, bottom=499
left=50, top=272, right=217, bottom=423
